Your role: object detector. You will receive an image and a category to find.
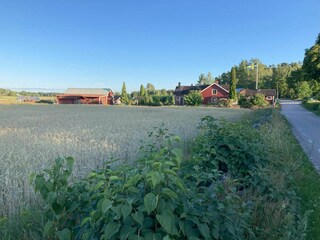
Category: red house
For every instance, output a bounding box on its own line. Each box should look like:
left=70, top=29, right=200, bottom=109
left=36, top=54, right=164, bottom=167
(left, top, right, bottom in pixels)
left=239, top=89, right=276, bottom=104
left=174, top=82, right=229, bottom=105
left=56, top=88, right=114, bottom=105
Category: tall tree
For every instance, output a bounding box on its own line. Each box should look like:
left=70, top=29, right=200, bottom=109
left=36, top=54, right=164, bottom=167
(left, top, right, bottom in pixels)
left=146, top=83, right=155, bottom=94
left=302, top=33, right=320, bottom=82
left=229, top=67, right=237, bottom=100
left=197, top=73, right=207, bottom=85
left=121, top=82, right=129, bottom=104
left=296, top=81, right=312, bottom=99
left=197, top=72, right=214, bottom=85
left=139, top=84, right=146, bottom=96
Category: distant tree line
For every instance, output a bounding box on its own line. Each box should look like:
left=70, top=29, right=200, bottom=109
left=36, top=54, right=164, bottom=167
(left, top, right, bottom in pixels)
left=0, top=88, right=58, bottom=97
left=197, top=33, right=320, bottom=99
left=121, top=82, right=174, bottom=106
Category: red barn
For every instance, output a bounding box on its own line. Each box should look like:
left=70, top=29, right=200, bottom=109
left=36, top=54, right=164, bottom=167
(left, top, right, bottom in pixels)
left=56, top=88, right=114, bottom=105
left=174, top=82, right=229, bottom=105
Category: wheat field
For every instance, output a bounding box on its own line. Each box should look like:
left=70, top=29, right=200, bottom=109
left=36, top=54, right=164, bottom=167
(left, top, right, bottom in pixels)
left=0, top=104, right=249, bottom=217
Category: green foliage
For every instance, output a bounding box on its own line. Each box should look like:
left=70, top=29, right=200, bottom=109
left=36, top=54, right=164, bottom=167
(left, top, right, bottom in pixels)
left=139, top=84, right=146, bottom=97
left=121, top=82, right=129, bottom=104
left=302, top=33, right=320, bottom=82
left=296, top=81, right=312, bottom=99
left=184, top=90, right=203, bottom=106
left=302, top=100, right=320, bottom=114
left=197, top=72, right=214, bottom=85
left=229, top=67, right=237, bottom=100
left=238, top=96, right=253, bottom=108
left=32, top=128, right=252, bottom=239
left=251, top=93, right=268, bottom=106
left=31, top=111, right=307, bottom=240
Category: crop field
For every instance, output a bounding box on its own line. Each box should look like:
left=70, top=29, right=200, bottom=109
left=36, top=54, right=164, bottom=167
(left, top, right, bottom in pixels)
left=0, top=104, right=249, bottom=217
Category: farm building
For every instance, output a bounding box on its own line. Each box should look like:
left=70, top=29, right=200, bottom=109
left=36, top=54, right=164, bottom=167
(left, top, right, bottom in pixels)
left=239, top=89, right=276, bottom=104
left=56, top=88, right=114, bottom=105
left=174, top=82, right=277, bottom=105
left=174, top=81, right=229, bottom=105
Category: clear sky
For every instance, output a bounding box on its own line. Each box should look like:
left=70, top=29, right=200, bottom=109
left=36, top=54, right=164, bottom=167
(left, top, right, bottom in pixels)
left=0, top=0, right=319, bottom=92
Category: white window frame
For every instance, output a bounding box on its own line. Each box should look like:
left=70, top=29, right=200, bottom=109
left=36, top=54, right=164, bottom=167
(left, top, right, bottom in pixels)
left=266, top=96, right=273, bottom=100
left=212, top=89, right=217, bottom=95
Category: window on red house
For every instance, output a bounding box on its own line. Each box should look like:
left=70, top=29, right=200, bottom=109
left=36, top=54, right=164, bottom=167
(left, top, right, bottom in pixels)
left=212, top=89, right=217, bottom=95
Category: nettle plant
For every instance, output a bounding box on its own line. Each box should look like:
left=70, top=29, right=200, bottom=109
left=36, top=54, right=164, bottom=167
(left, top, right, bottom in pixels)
left=31, top=126, right=253, bottom=240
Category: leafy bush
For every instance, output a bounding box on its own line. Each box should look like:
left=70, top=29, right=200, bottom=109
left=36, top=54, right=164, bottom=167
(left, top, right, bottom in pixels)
left=302, top=100, right=320, bottom=113
left=31, top=112, right=306, bottom=240
left=238, top=97, right=253, bottom=108
left=184, top=90, right=203, bottom=106
left=32, top=131, right=252, bottom=239
left=252, top=93, right=268, bottom=107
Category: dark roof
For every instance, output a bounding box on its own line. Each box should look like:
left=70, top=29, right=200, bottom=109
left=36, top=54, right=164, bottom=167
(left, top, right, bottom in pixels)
left=243, top=89, right=276, bottom=96
left=221, top=85, right=230, bottom=91
left=174, top=85, right=209, bottom=95
left=64, top=88, right=112, bottom=95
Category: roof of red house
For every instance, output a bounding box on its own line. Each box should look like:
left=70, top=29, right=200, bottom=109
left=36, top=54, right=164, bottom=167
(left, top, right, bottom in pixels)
left=174, top=85, right=209, bottom=95
left=174, top=83, right=230, bottom=95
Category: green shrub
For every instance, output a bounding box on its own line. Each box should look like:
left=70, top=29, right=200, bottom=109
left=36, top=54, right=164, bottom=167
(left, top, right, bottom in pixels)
left=184, top=90, right=203, bottom=106
left=239, top=97, right=253, bottom=108
left=32, top=131, right=250, bottom=239
left=303, top=100, right=320, bottom=113
left=30, top=112, right=306, bottom=240
left=252, top=93, right=268, bottom=107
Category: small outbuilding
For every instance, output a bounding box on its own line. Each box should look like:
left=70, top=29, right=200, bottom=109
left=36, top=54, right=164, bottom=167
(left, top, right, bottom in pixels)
left=56, top=88, right=114, bottom=105
left=240, top=89, right=276, bottom=104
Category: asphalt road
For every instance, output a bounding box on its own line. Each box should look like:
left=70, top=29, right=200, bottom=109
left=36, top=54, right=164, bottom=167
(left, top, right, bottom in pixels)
left=280, top=100, right=320, bottom=171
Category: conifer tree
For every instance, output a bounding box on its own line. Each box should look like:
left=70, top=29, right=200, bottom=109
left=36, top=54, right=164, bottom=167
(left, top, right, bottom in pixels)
left=229, top=67, right=237, bottom=100
left=121, top=82, right=129, bottom=104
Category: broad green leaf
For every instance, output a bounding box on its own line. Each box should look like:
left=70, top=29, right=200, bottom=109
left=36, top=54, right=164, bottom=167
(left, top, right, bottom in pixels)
left=164, top=169, right=178, bottom=176
left=35, top=175, right=45, bottom=191
left=198, top=223, right=211, bottom=240
left=102, top=199, right=113, bottom=213
left=121, top=203, right=132, bottom=220
left=156, top=210, right=178, bottom=235
left=104, top=221, right=121, bottom=239
left=148, top=171, right=164, bottom=188
left=120, top=223, right=136, bottom=240
left=65, top=157, right=74, bottom=171
left=163, top=236, right=171, bottom=240
left=131, top=211, right=144, bottom=226
left=57, top=228, right=71, bottom=240
left=109, top=176, right=121, bottom=181
left=162, top=188, right=177, bottom=199
left=47, top=191, right=57, bottom=205
left=144, top=192, right=158, bottom=215
left=44, top=221, right=54, bottom=237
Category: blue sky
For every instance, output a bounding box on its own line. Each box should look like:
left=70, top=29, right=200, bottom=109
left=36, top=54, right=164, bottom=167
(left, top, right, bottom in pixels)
left=0, top=0, right=319, bottom=92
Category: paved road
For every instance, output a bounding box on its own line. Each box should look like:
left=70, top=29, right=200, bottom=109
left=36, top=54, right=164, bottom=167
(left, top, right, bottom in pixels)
left=280, top=100, right=320, bottom=170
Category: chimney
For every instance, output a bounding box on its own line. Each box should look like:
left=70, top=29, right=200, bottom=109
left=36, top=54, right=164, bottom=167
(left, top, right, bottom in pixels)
left=178, top=82, right=181, bottom=87
left=191, top=84, right=193, bottom=86
left=215, top=79, right=220, bottom=85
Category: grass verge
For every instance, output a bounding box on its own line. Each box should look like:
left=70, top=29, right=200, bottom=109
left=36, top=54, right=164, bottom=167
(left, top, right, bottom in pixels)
left=260, top=109, right=320, bottom=239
